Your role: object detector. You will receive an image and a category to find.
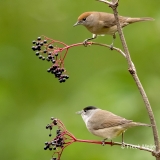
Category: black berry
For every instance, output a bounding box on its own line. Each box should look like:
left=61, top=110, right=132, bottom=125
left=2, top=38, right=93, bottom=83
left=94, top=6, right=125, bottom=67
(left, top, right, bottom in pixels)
left=43, top=39, right=47, bottom=43
left=48, top=44, right=54, bottom=49
left=37, top=37, right=41, bottom=41
left=32, top=40, right=36, bottom=44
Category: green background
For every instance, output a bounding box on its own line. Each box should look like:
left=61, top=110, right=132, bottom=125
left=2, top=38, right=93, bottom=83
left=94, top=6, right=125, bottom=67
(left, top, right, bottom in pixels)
left=0, top=0, right=159, bottom=160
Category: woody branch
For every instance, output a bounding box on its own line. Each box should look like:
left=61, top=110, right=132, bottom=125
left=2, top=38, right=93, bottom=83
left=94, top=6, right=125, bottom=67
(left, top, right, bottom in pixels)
left=98, top=0, right=160, bottom=159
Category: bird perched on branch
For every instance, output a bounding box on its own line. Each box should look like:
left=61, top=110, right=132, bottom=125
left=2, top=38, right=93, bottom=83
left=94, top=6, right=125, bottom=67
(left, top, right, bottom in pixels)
left=76, top=106, right=151, bottom=145
left=73, top=12, right=154, bottom=47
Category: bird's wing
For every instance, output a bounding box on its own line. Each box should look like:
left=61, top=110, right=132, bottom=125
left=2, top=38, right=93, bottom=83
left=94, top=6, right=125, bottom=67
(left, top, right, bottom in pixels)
left=89, top=110, right=132, bottom=130
left=100, top=12, right=129, bottom=28
left=101, top=13, right=117, bottom=28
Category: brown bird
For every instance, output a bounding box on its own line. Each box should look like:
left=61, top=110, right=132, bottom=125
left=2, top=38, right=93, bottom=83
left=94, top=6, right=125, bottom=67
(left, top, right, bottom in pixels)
left=77, top=106, right=151, bottom=144
left=73, top=12, right=154, bottom=47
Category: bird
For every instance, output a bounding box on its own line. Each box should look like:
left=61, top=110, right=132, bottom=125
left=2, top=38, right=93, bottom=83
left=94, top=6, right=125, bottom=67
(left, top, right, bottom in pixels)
left=76, top=106, right=151, bottom=144
left=73, top=12, right=154, bottom=47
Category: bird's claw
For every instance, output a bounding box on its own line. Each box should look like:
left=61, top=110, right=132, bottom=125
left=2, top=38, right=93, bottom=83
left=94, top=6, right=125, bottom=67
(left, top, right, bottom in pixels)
left=83, top=40, right=88, bottom=47
left=101, top=138, right=108, bottom=146
left=101, top=140, right=105, bottom=146
left=110, top=43, right=114, bottom=50
left=121, top=142, right=125, bottom=148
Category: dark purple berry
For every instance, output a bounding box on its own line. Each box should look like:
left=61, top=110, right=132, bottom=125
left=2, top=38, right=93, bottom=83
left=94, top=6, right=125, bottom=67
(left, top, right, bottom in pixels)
left=37, top=37, right=41, bottom=41
left=48, top=44, right=54, bottom=49
left=31, top=46, right=37, bottom=51
left=53, top=69, right=58, bottom=74
left=53, top=65, right=59, bottom=70
left=53, top=119, right=57, bottom=125
left=47, top=68, right=51, bottom=72
left=35, top=52, right=39, bottom=56
left=45, top=142, right=48, bottom=145
left=59, top=79, right=63, bottom=83
left=44, top=145, right=48, bottom=150
left=51, top=117, right=54, bottom=120
left=52, top=59, right=56, bottom=64
left=64, top=75, right=69, bottom=79
left=37, top=45, right=41, bottom=51
left=55, top=53, right=58, bottom=56
left=61, top=68, right=65, bottom=72
left=32, top=40, right=36, bottom=44
left=48, top=55, right=52, bottom=59
left=59, top=77, right=66, bottom=83
left=43, top=39, right=47, bottom=44
left=56, top=129, right=61, bottom=135
left=39, top=55, right=42, bottom=59
left=40, top=42, right=43, bottom=46
left=57, top=72, right=62, bottom=77
left=43, top=50, right=47, bottom=53
left=49, top=133, right=52, bottom=137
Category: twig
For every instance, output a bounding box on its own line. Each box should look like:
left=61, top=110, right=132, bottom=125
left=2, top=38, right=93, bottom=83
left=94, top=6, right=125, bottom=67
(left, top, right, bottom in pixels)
left=98, top=0, right=119, bottom=6
left=97, top=0, right=160, bottom=158
left=76, top=139, right=154, bottom=153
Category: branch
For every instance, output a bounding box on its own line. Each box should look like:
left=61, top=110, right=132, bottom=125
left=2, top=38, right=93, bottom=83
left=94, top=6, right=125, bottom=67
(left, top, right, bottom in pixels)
left=31, top=36, right=135, bottom=84
left=45, top=118, right=155, bottom=160
left=76, top=139, right=154, bottom=153
left=98, top=0, right=119, bottom=6
left=97, top=0, right=160, bottom=158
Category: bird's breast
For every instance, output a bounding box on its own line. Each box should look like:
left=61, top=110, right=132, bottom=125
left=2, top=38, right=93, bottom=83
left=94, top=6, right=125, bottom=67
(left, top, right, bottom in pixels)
left=88, top=126, right=126, bottom=139
left=85, top=25, right=117, bottom=35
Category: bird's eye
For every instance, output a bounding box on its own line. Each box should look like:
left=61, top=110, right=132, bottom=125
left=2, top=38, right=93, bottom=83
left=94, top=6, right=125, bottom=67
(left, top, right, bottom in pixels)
left=82, top=18, right=86, bottom=21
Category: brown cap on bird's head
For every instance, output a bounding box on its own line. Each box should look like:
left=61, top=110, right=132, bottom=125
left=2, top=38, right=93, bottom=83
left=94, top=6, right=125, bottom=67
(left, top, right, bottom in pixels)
left=73, top=12, right=94, bottom=26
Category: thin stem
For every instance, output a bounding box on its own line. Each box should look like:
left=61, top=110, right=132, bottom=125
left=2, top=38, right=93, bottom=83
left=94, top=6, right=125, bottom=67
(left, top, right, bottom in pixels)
left=104, top=1, right=160, bottom=158
left=75, top=139, right=154, bottom=153
left=59, top=42, right=126, bottom=58
left=76, top=138, right=112, bottom=145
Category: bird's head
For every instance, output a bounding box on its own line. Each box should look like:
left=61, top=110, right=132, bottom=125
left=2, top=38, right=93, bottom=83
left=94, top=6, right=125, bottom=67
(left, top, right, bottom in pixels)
left=76, top=106, right=98, bottom=123
left=73, top=12, right=96, bottom=28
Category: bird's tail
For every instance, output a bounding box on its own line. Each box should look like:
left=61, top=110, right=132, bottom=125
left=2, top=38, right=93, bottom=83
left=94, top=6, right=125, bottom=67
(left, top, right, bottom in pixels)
left=130, top=122, right=151, bottom=127
left=126, top=17, right=154, bottom=24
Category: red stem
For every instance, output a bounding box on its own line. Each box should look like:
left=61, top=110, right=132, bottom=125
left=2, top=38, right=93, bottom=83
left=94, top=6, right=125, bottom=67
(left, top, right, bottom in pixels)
left=75, top=139, right=112, bottom=145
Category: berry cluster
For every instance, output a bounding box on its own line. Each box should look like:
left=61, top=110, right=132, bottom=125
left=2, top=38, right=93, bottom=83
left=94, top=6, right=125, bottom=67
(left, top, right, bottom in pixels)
left=47, top=65, right=69, bottom=83
left=44, top=130, right=64, bottom=150
left=44, top=117, right=73, bottom=160
left=44, top=117, right=106, bottom=160
left=31, top=36, right=69, bottom=83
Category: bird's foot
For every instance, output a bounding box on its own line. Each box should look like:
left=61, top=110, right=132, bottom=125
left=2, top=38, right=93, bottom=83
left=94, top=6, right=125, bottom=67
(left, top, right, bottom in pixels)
left=121, top=141, right=125, bottom=148
left=102, top=141, right=105, bottom=146
left=101, top=138, right=108, bottom=146
left=83, top=39, right=89, bottom=47
left=110, top=43, right=114, bottom=50
left=110, top=34, right=115, bottom=50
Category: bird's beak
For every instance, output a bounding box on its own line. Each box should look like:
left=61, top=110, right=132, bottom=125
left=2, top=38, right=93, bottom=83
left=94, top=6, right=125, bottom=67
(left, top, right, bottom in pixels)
left=76, top=110, right=83, bottom=115
left=73, top=21, right=80, bottom=27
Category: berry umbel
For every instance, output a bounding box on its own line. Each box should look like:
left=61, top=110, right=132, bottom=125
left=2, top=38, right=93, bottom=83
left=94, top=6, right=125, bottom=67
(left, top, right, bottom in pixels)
left=44, top=117, right=75, bottom=160
left=31, top=36, right=69, bottom=83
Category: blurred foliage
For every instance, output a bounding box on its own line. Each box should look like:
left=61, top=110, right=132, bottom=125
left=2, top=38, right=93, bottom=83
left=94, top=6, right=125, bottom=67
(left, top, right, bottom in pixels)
left=0, top=0, right=160, bottom=160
